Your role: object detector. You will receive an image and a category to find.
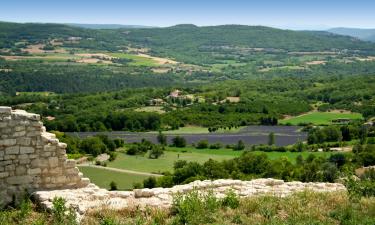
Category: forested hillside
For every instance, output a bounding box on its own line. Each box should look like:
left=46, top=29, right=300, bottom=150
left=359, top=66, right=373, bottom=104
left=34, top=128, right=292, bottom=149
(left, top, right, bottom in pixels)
left=329, top=27, right=375, bottom=42
left=121, top=25, right=375, bottom=64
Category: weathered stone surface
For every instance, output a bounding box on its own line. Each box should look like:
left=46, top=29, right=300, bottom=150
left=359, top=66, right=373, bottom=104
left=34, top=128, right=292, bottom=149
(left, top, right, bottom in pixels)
left=0, top=107, right=11, bottom=114
left=0, top=107, right=89, bottom=207
left=5, top=146, right=19, bottom=154
left=34, top=178, right=347, bottom=221
left=20, top=146, right=34, bottom=154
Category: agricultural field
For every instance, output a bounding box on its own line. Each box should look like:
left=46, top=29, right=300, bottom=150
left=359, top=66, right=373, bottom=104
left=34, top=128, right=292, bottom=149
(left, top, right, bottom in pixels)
left=107, top=147, right=331, bottom=174
left=108, top=53, right=161, bottom=66
left=71, top=126, right=307, bottom=146
left=280, top=111, right=363, bottom=125
left=78, top=166, right=149, bottom=190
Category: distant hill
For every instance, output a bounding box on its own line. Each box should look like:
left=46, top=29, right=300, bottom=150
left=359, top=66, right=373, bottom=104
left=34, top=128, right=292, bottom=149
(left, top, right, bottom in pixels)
left=1, top=22, right=375, bottom=64
left=328, top=28, right=375, bottom=42
left=66, top=23, right=155, bottom=29
left=121, top=24, right=375, bottom=64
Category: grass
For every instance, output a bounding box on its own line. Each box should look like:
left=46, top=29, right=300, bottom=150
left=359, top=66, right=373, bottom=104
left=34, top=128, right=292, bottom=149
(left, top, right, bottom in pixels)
left=280, top=111, right=363, bottom=125
left=134, top=106, right=165, bottom=114
left=3, top=191, right=374, bottom=225
left=108, top=147, right=331, bottom=173
left=109, top=53, right=159, bottom=66
left=108, top=150, right=235, bottom=173
left=81, top=191, right=375, bottom=225
left=78, top=166, right=149, bottom=190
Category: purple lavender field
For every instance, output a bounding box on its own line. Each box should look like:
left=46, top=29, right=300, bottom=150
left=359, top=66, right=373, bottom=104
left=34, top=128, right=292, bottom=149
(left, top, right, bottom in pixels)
left=70, top=126, right=306, bottom=146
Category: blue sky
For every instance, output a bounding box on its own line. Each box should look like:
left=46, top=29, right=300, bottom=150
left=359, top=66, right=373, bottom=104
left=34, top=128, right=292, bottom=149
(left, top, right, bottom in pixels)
left=1, top=0, right=374, bottom=29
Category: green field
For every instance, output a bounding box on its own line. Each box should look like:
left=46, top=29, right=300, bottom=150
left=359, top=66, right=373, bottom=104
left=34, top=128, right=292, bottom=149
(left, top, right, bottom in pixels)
left=108, top=147, right=331, bottom=173
left=280, top=112, right=363, bottom=125
left=109, top=53, right=158, bottom=66
left=78, top=166, right=149, bottom=190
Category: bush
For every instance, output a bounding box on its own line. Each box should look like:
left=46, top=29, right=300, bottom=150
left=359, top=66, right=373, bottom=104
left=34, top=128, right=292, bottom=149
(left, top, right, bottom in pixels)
left=149, top=145, right=164, bottom=159
left=172, top=190, right=220, bottom=225
left=233, top=140, right=245, bottom=151
left=133, top=182, right=142, bottom=189
left=196, top=140, right=209, bottom=149
left=209, top=143, right=222, bottom=149
left=143, top=177, right=157, bottom=188
left=52, top=197, right=77, bottom=225
left=109, top=181, right=118, bottom=191
left=172, top=136, right=186, bottom=148
left=221, top=190, right=240, bottom=209
left=113, top=138, right=125, bottom=148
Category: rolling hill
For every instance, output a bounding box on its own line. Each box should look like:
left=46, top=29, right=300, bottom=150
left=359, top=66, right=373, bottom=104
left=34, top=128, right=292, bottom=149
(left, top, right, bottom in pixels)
left=328, top=27, right=375, bottom=42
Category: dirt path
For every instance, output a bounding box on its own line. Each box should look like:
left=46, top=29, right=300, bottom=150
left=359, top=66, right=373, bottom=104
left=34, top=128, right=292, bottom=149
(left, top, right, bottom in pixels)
left=78, top=164, right=163, bottom=177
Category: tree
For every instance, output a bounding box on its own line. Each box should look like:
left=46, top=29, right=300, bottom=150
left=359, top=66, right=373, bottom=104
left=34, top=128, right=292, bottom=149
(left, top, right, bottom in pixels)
left=157, top=131, right=167, bottom=145
left=79, top=137, right=107, bottom=157
left=143, top=177, right=157, bottom=188
left=268, top=132, right=275, bottom=146
left=109, top=181, right=118, bottom=191
left=172, top=136, right=186, bottom=148
left=196, top=140, right=209, bottom=149
left=233, top=140, right=245, bottom=151
left=360, top=126, right=368, bottom=145
left=149, top=145, right=164, bottom=159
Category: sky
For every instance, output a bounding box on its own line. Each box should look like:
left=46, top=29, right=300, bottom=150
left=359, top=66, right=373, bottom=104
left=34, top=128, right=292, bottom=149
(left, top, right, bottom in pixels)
left=1, top=0, right=375, bottom=29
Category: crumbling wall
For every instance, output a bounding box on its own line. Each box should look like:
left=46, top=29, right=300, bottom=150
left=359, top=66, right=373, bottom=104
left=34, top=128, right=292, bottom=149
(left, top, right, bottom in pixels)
left=0, top=107, right=89, bottom=206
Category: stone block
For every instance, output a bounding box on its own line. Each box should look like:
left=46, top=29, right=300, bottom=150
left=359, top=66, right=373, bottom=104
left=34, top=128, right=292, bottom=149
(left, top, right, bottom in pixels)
left=0, top=139, right=16, bottom=146
left=48, top=157, right=59, bottom=167
left=13, top=131, right=26, bottom=137
left=5, top=146, right=19, bottom=155
left=44, top=145, right=56, bottom=152
left=0, top=107, right=11, bottom=114
left=19, top=159, right=31, bottom=165
left=17, top=137, right=31, bottom=146
left=0, top=172, right=9, bottom=178
left=20, top=146, right=35, bottom=154
left=28, top=168, right=41, bottom=175
left=15, top=166, right=27, bottom=175
left=5, top=164, right=15, bottom=171
left=4, top=155, right=16, bottom=160
left=14, top=126, right=25, bottom=132
left=6, top=175, right=33, bottom=185
left=0, top=160, right=12, bottom=166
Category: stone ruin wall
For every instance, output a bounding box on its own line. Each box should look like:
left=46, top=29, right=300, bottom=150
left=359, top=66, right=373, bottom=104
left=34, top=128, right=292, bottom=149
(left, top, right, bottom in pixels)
left=0, top=107, right=89, bottom=206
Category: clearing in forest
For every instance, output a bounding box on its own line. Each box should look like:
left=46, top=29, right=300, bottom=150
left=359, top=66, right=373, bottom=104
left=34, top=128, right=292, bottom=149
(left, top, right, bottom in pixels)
left=280, top=111, right=363, bottom=125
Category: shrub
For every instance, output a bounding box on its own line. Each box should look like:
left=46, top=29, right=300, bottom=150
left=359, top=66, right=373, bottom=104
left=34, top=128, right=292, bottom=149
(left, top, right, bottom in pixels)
left=172, top=136, right=186, bottom=148
left=157, top=131, right=167, bottom=145
left=172, top=190, right=220, bottom=225
left=196, top=140, right=209, bottom=149
left=149, top=145, right=164, bottom=159
left=221, top=190, right=240, bottom=209
left=209, top=143, right=222, bottom=149
left=233, top=140, right=245, bottom=151
left=143, top=177, right=157, bottom=188
left=109, top=181, right=118, bottom=191
left=52, top=197, right=77, bottom=225
left=133, top=182, right=142, bottom=189
left=113, top=138, right=124, bottom=148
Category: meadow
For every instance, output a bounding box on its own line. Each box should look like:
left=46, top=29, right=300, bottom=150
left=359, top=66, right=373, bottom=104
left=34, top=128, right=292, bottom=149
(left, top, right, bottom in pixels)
left=280, top=111, right=363, bottom=125
left=109, top=53, right=159, bottom=66
left=107, top=147, right=331, bottom=174
left=78, top=166, right=149, bottom=190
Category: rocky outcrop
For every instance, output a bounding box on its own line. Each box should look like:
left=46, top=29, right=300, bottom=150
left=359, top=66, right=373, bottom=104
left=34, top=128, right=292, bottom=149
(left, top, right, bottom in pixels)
left=34, top=178, right=346, bottom=219
left=0, top=107, right=89, bottom=206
